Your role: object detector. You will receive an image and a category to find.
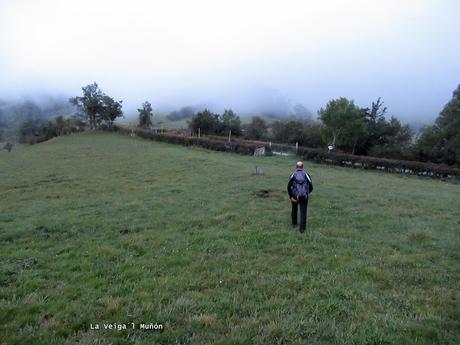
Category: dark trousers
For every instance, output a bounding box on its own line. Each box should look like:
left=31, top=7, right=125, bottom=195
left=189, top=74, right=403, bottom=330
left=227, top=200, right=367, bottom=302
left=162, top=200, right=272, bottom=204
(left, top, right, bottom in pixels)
left=291, top=198, right=308, bottom=232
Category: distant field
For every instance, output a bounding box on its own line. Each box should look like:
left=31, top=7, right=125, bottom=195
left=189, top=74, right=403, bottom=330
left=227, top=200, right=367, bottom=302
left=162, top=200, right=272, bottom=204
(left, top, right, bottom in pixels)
left=120, top=117, right=189, bottom=130
left=0, top=132, right=459, bottom=345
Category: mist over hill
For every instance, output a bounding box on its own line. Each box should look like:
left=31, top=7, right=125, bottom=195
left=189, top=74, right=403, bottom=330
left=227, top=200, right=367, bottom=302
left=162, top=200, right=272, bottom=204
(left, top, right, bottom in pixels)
left=1, top=1, right=459, bottom=124
left=0, top=96, right=74, bottom=127
left=0, top=96, right=75, bottom=142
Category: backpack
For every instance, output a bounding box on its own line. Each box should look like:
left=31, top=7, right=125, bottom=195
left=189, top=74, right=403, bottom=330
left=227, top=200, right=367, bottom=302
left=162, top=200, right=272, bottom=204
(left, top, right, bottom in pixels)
left=292, top=171, right=310, bottom=199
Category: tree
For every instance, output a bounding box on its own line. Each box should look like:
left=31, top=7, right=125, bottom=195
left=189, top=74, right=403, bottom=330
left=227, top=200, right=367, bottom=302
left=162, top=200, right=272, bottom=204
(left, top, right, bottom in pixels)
left=53, top=115, right=66, bottom=136
left=245, top=116, right=268, bottom=140
left=437, top=85, right=460, bottom=131
left=188, top=109, right=220, bottom=135
left=42, top=120, right=58, bottom=140
left=0, top=108, right=5, bottom=128
left=300, top=122, right=324, bottom=148
left=385, top=117, right=412, bottom=145
left=354, top=97, right=388, bottom=155
left=415, top=84, right=460, bottom=165
left=18, top=118, right=42, bottom=143
left=415, top=125, right=443, bottom=163
left=272, top=120, right=304, bottom=144
left=69, top=83, right=123, bottom=130
left=351, top=98, right=414, bottom=159
left=69, top=83, right=104, bottom=129
left=269, top=118, right=323, bottom=147
left=101, top=95, right=123, bottom=128
left=368, top=117, right=413, bottom=159
left=42, top=115, right=83, bottom=141
left=319, top=97, right=365, bottom=153
left=220, top=109, right=242, bottom=136
left=138, top=101, right=153, bottom=128
left=436, top=84, right=460, bottom=165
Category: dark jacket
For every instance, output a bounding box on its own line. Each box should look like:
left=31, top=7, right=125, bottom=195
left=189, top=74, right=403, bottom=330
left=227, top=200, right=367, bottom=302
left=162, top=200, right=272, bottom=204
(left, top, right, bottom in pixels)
left=287, top=170, right=313, bottom=199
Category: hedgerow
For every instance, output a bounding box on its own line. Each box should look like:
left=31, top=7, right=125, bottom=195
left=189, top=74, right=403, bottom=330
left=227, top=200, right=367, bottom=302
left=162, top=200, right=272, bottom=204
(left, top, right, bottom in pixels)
left=113, top=126, right=460, bottom=180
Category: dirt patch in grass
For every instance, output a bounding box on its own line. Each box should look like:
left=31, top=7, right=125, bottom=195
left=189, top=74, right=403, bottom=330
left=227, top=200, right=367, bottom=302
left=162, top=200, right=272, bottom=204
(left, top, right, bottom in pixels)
left=255, top=189, right=278, bottom=198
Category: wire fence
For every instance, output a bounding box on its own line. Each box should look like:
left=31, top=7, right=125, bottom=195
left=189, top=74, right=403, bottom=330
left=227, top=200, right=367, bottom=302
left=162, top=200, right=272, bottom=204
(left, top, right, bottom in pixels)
left=268, top=142, right=299, bottom=156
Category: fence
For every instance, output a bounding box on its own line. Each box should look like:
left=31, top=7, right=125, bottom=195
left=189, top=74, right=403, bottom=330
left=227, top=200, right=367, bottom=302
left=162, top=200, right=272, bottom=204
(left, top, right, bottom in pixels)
left=112, top=126, right=460, bottom=180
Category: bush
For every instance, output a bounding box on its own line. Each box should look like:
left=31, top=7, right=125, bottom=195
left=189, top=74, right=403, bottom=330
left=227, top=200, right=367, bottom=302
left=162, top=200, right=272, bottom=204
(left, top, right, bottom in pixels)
left=3, top=142, right=13, bottom=152
left=42, top=116, right=84, bottom=141
left=115, top=125, right=257, bottom=156
left=188, top=109, right=221, bottom=136
left=188, top=109, right=242, bottom=137
left=298, top=147, right=460, bottom=179
left=244, top=116, right=268, bottom=140
left=300, top=122, right=323, bottom=148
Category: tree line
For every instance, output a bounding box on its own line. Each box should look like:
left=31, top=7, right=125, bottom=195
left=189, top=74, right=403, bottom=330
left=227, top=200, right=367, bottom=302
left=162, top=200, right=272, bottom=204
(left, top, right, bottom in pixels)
left=2, top=82, right=458, bottom=167
left=185, top=85, right=459, bottom=166
left=185, top=105, right=412, bottom=161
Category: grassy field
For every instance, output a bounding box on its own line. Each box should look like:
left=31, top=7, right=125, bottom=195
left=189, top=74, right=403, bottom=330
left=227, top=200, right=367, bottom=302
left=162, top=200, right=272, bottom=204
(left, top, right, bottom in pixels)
left=0, top=132, right=459, bottom=345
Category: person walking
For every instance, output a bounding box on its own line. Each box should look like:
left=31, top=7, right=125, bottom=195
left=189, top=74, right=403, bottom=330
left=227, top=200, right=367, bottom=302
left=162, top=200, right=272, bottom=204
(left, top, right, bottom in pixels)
left=287, top=161, right=313, bottom=232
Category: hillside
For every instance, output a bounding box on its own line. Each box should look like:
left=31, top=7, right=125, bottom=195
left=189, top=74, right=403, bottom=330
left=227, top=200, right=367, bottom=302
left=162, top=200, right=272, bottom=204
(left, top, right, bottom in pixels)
left=0, top=132, right=459, bottom=344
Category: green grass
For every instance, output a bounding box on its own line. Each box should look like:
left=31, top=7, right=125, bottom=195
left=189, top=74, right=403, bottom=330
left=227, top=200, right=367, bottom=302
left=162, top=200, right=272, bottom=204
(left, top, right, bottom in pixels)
left=0, top=132, right=459, bottom=345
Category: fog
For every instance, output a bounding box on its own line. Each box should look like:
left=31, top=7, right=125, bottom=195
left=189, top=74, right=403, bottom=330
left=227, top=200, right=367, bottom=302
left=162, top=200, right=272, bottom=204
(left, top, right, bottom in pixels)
left=1, top=0, right=459, bottom=121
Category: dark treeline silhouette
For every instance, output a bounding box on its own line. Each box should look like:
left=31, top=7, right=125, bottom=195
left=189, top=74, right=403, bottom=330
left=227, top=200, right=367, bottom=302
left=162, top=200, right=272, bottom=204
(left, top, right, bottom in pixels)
left=188, top=109, right=242, bottom=136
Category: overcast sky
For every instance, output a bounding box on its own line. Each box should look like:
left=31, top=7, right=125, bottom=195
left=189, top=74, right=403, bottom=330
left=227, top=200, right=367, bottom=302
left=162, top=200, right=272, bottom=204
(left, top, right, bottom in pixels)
left=1, top=0, right=459, bottom=121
